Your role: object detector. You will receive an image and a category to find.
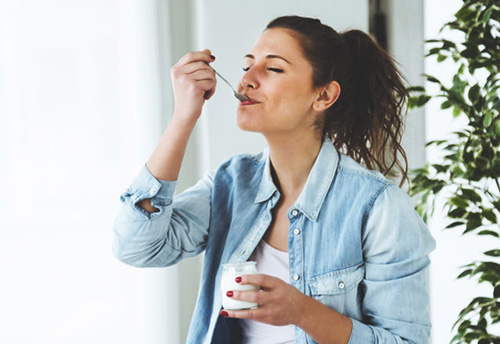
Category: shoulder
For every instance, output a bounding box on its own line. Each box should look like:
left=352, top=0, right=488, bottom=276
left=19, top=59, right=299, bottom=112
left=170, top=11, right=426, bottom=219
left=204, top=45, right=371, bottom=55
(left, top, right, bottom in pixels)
left=212, top=150, right=267, bottom=184
left=337, top=153, right=388, bottom=184
left=335, top=153, right=394, bottom=203
left=216, top=150, right=266, bottom=174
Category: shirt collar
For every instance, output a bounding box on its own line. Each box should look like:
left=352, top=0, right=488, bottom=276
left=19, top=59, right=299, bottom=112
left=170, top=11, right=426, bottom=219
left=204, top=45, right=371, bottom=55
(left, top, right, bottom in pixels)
left=254, top=138, right=340, bottom=222
left=254, top=149, right=278, bottom=204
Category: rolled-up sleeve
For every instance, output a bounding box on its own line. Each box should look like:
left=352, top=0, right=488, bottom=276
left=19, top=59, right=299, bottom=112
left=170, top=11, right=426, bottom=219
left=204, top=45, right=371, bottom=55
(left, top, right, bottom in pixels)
left=348, top=184, right=436, bottom=344
left=112, top=165, right=213, bottom=267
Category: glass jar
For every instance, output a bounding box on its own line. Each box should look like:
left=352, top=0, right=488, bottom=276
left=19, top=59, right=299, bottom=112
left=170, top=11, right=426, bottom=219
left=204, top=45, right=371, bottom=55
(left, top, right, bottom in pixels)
left=221, top=261, right=260, bottom=310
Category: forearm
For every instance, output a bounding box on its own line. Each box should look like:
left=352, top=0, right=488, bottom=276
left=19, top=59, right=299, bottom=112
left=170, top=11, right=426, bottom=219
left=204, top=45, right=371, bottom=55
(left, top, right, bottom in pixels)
left=138, top=114, right=197, bottom=213
left=295, top=294, right=352, bottom=344
left=146, top=114, right=197, bottom=181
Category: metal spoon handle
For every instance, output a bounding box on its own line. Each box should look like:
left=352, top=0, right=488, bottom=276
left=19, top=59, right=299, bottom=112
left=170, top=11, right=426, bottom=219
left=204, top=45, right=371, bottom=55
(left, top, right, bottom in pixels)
left=211, top=68, right=235, bottom=92
left=209, top=65, right=249, bottom=102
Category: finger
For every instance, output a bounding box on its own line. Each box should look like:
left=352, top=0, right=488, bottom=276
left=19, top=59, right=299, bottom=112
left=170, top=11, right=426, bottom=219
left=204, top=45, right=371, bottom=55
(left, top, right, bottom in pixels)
left=237, top=274, right=279, bottom=289
left=180, top=61, right=214, bottom=76
left=228, top=290, right=262, bottom=304
left=221, top=307, right=260, bottom=320
left=176, top=49, right=214, bottom=67
left=204, top=87, right=216, bottom=100
left=196, top=79, right=216, bottom=93
left=188, top=69, right=216, bottom=82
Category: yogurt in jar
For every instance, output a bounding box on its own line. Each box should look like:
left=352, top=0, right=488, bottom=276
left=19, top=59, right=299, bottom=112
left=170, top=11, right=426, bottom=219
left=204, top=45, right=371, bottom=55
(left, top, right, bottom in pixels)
left=221, top=261, right=260, bottom=310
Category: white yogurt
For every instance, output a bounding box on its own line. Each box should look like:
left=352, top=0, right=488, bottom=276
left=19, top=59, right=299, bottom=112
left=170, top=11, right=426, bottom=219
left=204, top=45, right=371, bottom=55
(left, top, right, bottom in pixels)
left=221, top=261, right=260, bottom=310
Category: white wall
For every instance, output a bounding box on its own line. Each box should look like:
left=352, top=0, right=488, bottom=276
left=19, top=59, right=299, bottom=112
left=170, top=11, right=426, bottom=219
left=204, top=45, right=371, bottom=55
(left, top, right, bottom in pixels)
left=195, top=0, right=369, bottom=171
left=386, top=0, right=426, bottom=172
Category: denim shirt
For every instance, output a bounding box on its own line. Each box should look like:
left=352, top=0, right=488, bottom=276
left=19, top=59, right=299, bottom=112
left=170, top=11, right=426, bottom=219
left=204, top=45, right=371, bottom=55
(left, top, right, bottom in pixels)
left=113, top=139, right=436, bottom=344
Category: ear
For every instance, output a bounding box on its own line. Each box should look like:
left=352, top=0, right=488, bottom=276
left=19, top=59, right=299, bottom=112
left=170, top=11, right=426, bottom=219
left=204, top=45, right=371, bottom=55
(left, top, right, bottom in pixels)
left=313, top=81, right=341, bottom=112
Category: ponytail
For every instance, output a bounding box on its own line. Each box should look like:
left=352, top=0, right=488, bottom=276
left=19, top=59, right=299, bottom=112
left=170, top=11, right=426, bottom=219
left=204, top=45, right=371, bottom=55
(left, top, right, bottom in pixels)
left=266, top=16, right=409, bottom=187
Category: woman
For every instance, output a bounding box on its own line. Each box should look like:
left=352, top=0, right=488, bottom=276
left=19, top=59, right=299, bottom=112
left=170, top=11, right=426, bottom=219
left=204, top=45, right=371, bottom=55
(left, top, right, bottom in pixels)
left=113, top=15, right=435, bottom=344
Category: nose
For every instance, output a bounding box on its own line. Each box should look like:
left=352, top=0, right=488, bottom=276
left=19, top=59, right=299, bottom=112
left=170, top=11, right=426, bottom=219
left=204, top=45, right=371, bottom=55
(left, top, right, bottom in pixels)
left=238, top=67, right=260, bottom=93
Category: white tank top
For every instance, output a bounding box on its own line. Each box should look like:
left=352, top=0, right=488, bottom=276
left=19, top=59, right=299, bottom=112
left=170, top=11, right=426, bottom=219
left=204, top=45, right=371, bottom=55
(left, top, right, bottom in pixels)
left=240, top=240, right=295, bottom=344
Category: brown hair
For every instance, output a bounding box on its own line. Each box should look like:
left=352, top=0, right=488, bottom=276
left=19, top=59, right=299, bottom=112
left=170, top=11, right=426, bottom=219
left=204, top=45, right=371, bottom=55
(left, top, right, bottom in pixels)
left=266, top=15, right=409, bottom=187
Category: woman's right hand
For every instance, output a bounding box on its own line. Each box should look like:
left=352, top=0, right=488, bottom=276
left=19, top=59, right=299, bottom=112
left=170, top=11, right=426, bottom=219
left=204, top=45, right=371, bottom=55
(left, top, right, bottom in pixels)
left=170, top=49, right=216, bottom=122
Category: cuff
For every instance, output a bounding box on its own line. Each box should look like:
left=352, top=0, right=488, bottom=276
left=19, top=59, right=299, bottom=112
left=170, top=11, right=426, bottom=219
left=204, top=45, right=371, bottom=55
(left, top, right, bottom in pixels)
left=121, top=165, right=177, bottom=218
left=347, top=318, right=374, bottom=344
left=129, top=165, right=177, bottom=201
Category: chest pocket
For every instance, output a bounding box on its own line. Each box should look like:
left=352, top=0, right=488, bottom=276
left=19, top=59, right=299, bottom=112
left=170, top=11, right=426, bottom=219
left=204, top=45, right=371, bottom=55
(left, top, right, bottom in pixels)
left=308, top=263, right=365, bottom=315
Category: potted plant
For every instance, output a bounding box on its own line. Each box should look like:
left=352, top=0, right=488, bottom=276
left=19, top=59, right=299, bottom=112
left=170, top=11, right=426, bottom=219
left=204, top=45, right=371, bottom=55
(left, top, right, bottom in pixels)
left=408, top=0, right=500, bottom=342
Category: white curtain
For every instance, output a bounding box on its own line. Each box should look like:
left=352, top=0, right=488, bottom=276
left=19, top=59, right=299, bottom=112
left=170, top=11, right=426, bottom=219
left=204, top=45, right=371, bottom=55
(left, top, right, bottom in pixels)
left=0, top=0, right=180, bottom=342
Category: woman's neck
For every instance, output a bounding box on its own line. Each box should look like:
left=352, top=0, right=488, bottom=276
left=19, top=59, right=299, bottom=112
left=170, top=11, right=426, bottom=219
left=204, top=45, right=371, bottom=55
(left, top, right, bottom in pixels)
left=266, top=133, right=323, bottom=198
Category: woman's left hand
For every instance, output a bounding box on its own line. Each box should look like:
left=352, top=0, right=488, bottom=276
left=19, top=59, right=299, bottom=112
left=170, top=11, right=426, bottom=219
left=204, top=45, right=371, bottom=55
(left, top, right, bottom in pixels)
left=221, top=274, right=306, bottom=326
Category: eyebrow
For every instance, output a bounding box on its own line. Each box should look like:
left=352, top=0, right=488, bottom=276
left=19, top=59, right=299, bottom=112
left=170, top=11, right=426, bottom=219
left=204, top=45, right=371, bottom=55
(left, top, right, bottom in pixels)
left=244, top=54, right=291, bottom=65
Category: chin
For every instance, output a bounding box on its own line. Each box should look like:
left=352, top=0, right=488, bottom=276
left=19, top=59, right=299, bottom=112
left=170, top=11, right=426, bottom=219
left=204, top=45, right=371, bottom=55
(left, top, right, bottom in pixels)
left=236, top=112, right=260, bottom=133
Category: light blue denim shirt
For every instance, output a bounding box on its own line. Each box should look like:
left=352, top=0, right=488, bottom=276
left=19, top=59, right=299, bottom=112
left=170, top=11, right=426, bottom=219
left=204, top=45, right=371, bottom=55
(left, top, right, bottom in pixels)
left=113, top=139, right=436, bottom=344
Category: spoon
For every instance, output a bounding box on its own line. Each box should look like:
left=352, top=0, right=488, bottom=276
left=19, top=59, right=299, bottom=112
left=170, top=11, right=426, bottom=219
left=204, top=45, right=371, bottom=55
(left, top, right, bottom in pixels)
left=209, top=65, right=250, bottom=102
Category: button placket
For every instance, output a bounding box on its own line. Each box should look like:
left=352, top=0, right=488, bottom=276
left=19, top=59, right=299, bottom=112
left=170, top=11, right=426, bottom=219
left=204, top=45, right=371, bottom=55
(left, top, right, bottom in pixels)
left=288, top=210, right=304, bottom=293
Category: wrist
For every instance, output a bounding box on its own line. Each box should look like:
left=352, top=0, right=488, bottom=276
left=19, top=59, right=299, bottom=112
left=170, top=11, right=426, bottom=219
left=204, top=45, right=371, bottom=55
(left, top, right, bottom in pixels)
left=294, top=294, right=353, bottom=344
left=171, top=110, right=201, bottom=127
left=293, top=293, right=315, bottom=328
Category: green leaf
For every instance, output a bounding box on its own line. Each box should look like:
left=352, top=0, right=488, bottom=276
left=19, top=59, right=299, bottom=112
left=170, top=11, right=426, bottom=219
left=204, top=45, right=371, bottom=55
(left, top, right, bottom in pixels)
left=455, top=6, right=475, bottom=22
left=446, top=221, right=465, bottom=229
left=409, top=95, right=432, bottom=108
left=478, top=230, right=499, bottom=238
left=461, top=189, right=482, bottom=203
left=437, top=54, right=447, bottom=62
left=464, top=213, right=482, bottom=233
left=485, top=250, right=500, bottom=257
left=407, top=86, right=426, bottom=93
left=441, top=100, right=453, bottom=109
left=495, top=120, right=500, bottom=138
left=468, top=84, right=480, bottom=103
left=453, top=106, right=462, bottom=118
left=451, top=197, right=469, bottom=208
left=449, top=207, right=467, bottom=218
left=423, top=74, right=441, bottom=84
left=458, top=268, right=473, bottom=279
left=495, top=285, right=500, bottom=299
left=484, top=210, right=498, bottom=223
left=482, top=7, right=493, bottom=24
left=484, top=111, right=493, bottom=127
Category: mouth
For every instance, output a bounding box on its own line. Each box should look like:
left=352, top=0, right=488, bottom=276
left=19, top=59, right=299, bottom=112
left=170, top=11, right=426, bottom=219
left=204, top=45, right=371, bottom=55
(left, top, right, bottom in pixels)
left=239, top=97, right=260, bottom=106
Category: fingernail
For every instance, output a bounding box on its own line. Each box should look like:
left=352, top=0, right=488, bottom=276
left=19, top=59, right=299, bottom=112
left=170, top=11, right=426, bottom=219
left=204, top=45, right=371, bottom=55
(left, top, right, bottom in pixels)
left=226, top=291, right=233, bottom=297
left=210, top=54, right=215, bottom=60
left=221, top=310, right=228, bottom=317
left=235, top=276, right=242, bottom=283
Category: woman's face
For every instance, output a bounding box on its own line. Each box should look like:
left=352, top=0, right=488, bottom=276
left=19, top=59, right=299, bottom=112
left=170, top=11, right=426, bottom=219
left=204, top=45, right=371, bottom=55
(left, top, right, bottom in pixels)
left=236, top=28, right=321, bottom=138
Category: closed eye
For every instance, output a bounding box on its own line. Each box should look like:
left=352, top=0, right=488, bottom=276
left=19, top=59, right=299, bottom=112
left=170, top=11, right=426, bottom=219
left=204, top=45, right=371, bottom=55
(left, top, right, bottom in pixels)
left=242, top=67, right=284, bottom=73
left=268, top=68, right=284, bottom=73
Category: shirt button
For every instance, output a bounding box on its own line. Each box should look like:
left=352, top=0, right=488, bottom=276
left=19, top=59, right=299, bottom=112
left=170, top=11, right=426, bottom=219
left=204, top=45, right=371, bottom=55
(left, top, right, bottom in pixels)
left=293, top=228, right=300, bottom=235
left=149, top=188, right=156, bottom=195
left=338, top=281, right=345, bottom=289
left=290, top=209, right=299, bottom=217
left=293, top=274, right=300, bottom=281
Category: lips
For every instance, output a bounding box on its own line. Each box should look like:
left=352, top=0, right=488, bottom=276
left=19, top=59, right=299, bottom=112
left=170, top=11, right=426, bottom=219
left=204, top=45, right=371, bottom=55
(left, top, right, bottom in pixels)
left=240, top=97, right=260, bottom=105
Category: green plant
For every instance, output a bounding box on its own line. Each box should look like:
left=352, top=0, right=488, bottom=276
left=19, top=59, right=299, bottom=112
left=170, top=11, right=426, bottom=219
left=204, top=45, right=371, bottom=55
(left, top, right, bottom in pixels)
left=408, top=0, right=500, bottom=342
